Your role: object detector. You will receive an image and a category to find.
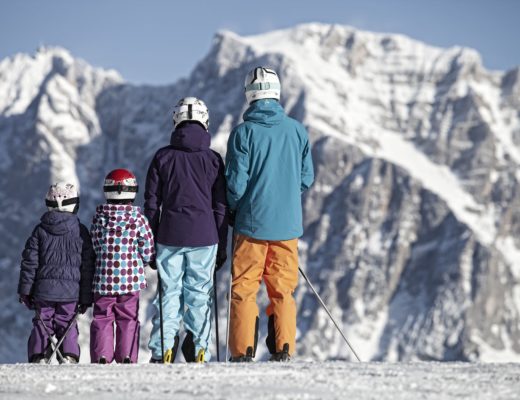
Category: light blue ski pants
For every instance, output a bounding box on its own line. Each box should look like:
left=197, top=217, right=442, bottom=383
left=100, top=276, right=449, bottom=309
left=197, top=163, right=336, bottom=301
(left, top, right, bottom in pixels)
left=148, top=243, right=217, bottom=361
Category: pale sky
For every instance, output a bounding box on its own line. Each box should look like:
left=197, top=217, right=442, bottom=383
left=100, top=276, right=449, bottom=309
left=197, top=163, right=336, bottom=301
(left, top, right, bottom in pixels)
left=1, top=0, right=518, bottom=84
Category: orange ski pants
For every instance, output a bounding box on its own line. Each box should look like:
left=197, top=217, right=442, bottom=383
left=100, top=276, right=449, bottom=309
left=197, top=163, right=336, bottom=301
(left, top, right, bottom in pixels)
left=229, top=234, right=299, bottom=357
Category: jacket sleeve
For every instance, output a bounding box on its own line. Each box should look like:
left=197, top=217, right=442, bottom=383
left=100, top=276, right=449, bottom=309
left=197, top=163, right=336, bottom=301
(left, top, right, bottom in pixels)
left=212, top=152, right=229, bottom=252
left=137, top=214, right=155, bottom=264
left=18, top=226, right=40, bottom=296
left=300, top=127, right=315, bottom=193
left=79, top=224, right=96, bottom=305
left=225, top=127, right=250, bottom=211
left=144, top=153, right=162, bottom=236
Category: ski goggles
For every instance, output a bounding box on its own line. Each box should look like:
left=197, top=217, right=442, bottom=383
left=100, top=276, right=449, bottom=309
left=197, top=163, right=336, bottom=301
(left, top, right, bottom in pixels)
left=103, top=184, right=139, bottom=194
left=45, top=197, right=80, bottom=208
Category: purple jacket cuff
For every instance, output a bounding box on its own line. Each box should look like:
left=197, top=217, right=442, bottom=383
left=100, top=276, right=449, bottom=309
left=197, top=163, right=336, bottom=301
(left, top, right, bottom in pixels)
left=18, top=282, right=33, bottom=296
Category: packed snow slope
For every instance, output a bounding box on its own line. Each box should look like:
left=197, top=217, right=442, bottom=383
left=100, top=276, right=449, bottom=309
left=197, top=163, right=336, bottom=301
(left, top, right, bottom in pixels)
left=0, top=23, right=519, bottom=363
left=1, top=362, right=519, bottom=400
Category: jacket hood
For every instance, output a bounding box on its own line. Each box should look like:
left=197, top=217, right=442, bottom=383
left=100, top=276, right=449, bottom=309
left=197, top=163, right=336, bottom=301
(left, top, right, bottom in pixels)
left=243, top=99, right=285, bottom=127
left=170, top=122, right=211, bottom=152
left=93, top=204, right=141, bottom=234
left=40, top=211, right=79, bottom=235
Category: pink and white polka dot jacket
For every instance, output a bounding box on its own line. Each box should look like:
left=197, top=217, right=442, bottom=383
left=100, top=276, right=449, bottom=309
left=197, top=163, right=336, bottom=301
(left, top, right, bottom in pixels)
left=90, top=204, right=155, bottom=296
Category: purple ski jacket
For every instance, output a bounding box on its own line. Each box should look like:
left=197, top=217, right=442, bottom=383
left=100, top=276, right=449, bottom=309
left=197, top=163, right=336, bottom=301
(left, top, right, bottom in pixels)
left=18, top=211, right=96, bottom=305
left=144, top=122, right=228, bottom=251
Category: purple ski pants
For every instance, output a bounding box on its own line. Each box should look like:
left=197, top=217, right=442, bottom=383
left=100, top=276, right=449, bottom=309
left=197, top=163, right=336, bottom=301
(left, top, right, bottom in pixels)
left=90, top=292, right=140, bottom=363
left=28, top=300, right=79, bottom=362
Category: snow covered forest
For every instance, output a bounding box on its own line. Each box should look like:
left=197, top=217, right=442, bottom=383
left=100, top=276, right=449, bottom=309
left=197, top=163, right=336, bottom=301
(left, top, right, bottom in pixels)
left=0, top=23, right=519, bottom=366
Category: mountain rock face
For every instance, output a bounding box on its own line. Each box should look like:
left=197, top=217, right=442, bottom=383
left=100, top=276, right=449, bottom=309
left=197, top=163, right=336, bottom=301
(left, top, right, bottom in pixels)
left=0, top=23, right=518, bottom=362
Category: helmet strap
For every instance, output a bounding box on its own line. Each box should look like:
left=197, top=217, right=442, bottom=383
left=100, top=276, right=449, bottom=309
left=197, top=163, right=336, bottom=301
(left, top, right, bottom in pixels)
left=176, top=120, right=207, bottom=130
left=107, top=199, right=134, bottom=205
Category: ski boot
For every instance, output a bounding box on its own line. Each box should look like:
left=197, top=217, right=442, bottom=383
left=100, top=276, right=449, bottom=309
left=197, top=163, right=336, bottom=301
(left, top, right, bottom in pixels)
left=29, top=354, right=48, bottom=364
left=60, top=355, right=79, bottom=364
left=230, top=346, right=254, bottom=362
left=150, top=349, right=173, bottom=364
left=150, top=335, right=179, bottom=364
left=164, top=335, right=180, bottom=363
left=269, top=343, right=290, bottom=362
left=181, top=331, right=196, bottom=362
left=122, top=356, right=132, bottom=364
left=196, top=349, right=205, bottom=363
left=98, top=356, right=107, bottom=364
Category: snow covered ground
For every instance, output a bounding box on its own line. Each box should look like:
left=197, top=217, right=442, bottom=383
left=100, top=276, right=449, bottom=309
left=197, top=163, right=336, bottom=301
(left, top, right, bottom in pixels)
left=0, top=362, right=519, bottom=400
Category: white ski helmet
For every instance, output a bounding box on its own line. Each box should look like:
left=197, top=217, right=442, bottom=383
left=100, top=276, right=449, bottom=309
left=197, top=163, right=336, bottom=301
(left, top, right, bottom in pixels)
left=244, top=67, right=281, bottom=104
left=173, top=97, right=209, bottom=130
left=103, top=168, right=138, bottom=201
left=45, top=182, right=80, bottom=213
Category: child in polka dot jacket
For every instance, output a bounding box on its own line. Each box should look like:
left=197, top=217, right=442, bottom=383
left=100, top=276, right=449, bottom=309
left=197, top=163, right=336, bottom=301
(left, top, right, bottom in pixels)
left=89, top=169, right=155, bottom=364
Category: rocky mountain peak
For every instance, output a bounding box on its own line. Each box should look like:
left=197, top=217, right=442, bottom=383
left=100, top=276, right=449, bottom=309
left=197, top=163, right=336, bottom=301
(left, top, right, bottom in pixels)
left=0, top=24, right=518, bottom=362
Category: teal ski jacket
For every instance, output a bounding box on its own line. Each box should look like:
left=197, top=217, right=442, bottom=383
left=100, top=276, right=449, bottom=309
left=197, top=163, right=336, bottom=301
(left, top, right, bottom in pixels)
left=225, top=99, right=314, bottom=241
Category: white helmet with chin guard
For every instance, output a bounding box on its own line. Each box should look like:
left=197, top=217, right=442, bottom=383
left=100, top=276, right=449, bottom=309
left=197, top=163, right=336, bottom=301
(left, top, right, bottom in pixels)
left=45, top=182, right=79, bottom=213
left=173, top=97, right=209, bottom=130
left=244, top=67, right=281, bottom=104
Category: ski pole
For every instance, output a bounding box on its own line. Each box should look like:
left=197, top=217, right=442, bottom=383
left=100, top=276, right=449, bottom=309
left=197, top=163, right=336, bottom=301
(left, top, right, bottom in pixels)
left=47, top=311, right=80, bottom=364
left=213, top=269, right=220, bottom=362
left=298, top=266, right=361, bottom=362
left=35, top=308, right=65, bottom=364
left=158, top=271, right=165, bottom=362
left=225, top=232, right=235, bottom=363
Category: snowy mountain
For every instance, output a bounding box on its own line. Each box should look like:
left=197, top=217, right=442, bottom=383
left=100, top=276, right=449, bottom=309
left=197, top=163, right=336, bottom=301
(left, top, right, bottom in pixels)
left=0, top=23, right=519, bottom=363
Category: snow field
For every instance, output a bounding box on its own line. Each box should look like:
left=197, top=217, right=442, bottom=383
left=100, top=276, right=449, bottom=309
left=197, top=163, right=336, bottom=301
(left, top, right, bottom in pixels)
left=1, top=362, right=519, bottom=400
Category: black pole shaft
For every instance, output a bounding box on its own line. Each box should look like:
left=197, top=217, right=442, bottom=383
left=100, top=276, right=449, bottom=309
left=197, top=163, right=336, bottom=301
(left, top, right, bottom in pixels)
left=47, top=312, right=79, bottom=363
left=214, top=270, right=220, bottom=361
left=298, top=266, right=361, bottom=362
left=158, top=272, right=165, bottom=362
left=35, top=308, right=65, bottom=363
left=225, top=231, right=235, bottom=363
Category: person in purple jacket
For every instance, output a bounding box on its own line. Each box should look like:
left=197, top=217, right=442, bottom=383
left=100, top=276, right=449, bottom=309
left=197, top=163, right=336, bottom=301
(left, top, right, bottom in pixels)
left=18, top=182, right=95, bottom=363
left=145, top=97, right=228, bottom=363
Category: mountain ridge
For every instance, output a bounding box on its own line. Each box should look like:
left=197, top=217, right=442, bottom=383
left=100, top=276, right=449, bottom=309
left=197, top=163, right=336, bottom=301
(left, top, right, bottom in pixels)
left=0, top=23, right=519, bottom=362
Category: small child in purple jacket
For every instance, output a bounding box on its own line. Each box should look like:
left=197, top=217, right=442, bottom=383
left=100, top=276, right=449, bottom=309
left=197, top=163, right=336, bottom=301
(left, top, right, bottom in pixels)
left=18, top=182, right=95, bottom=364
left=89, top=168, right=155, bottom=364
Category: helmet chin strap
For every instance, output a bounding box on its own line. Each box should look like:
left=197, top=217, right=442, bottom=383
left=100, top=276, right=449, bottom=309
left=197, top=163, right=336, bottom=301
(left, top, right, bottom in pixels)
left=107, top=199, right=134, bottom=205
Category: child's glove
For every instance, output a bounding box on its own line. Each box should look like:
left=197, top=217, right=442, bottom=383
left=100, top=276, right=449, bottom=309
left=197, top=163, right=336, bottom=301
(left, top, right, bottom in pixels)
left=77, top=303, right=90, bottom=314
left=19, top=294, right=34, bottom=310
left=148, top=260, right=157, bottom=270
left=216, top=248, right=227, bottom=271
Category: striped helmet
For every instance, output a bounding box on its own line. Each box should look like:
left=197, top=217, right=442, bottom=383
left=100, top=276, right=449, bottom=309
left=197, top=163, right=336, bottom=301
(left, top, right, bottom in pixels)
left=244, top=67, right=281, bottom=104
left=173, top=97, right=209, bottom=130
left=103, top=169, right=138, bottom=201
left=45, top=182, right=79, bottom=213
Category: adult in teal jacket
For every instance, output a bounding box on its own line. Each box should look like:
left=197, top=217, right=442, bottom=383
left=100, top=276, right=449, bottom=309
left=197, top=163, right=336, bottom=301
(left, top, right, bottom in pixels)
left=225, top=67, right=314, bottom=362
left=226, top=94, right=314, bottom=239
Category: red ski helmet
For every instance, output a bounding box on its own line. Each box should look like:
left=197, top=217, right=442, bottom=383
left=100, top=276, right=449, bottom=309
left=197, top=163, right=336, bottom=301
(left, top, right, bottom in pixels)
left=103, top=169, right=138, bottom=201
